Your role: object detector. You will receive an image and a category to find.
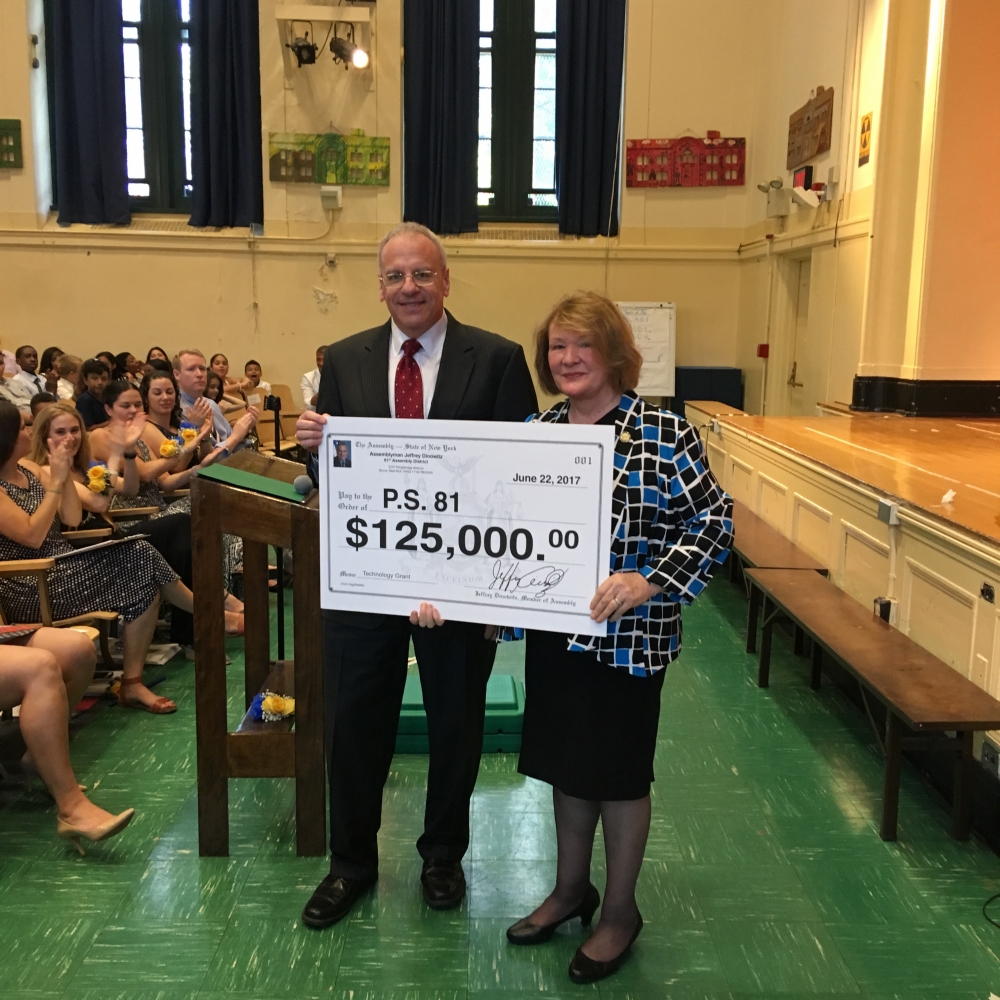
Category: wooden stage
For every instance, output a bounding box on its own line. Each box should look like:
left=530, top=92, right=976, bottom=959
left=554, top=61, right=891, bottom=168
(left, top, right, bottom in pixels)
left=686, top=402, right=1000, bottom=734
left=720, top=412, right=1000, bottom=546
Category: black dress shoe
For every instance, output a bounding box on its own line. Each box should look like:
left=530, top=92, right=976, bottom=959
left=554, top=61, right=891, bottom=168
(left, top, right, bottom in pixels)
left=506, top=884, right=601, bottom=945
left=302, top=873, right=375, bottom=929
left=568, top=912, right=643, bottom=984
left=420, top=859, right=466, bottom=910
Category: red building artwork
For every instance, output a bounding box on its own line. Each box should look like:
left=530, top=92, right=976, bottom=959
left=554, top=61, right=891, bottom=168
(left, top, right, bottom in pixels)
left=625, top=131, right=746, bottom=188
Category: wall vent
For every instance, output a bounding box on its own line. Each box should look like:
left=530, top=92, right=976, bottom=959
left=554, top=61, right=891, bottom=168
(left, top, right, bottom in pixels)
left=456, top=226, right=563, bottom=242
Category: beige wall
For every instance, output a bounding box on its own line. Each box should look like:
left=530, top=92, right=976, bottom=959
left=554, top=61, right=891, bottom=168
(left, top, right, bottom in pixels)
left=0, top=0, right=891, bottom=412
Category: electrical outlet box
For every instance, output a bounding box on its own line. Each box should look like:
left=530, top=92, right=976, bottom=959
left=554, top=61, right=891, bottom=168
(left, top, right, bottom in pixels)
left=873, top=596, right=897, bottom=624
left=0, top=119, right=23, bottom=169
left=765, top=188, right=790, bottom=218
left=320, top=185, right=343, bottom=210
left=877, top=499, right=899, bottom=526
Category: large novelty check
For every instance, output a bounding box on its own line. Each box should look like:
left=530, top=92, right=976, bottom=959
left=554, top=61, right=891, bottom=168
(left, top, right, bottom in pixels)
left=319, top=418, right=615, bottom=635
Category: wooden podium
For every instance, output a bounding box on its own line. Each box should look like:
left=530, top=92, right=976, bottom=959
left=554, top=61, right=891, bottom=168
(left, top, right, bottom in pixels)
left=191, top=452, right=325, bottom=856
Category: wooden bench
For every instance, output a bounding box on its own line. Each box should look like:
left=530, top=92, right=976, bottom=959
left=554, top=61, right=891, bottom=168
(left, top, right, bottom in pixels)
left=747, top=567, right=1000, bottom=842
left=730, top=501, right=828, bottom=653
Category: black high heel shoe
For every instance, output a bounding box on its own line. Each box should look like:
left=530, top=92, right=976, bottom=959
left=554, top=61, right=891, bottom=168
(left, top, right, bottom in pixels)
left=568, top=911, right=643, bottom=984
left=506, top=884, right=601, bottom=945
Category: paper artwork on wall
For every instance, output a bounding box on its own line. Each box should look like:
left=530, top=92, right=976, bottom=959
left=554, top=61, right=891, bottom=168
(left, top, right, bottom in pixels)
left=268, top=129, right=389, bottom=185
left=625, top=132, right=745, bottom=188
left=858, top=112, right=872, bottom=167
left=787, top=86, right=834, bottom=170
left=0, top=120, right=23, bottom=169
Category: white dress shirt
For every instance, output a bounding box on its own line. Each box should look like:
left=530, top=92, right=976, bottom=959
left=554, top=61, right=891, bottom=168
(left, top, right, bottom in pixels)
left=388, top=313, right=447, bottom=418
left=56, top=378, right=76, bottom=400
left=0, top=371, right=44, bottom=414
left=301, top=368, right=321, bottom=411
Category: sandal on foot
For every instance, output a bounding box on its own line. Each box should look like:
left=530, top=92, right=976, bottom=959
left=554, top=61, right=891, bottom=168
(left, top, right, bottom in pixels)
left=117, top=676, right=176, bottom=715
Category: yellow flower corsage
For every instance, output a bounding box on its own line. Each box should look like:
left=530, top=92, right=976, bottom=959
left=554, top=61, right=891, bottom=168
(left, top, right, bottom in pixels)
left=87, top=463, right=111, bottom=494
left=179, top=421, right=198, bottom=445
left=250, top=691, right=295, bottom=722
left=159, top=437, right=181, bottom=458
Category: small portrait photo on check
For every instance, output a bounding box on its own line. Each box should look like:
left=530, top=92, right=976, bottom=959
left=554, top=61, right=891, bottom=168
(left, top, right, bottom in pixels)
left=332, top=440, right=352, bottom=468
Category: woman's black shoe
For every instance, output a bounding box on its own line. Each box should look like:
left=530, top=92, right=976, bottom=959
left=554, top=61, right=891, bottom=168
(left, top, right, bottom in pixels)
left=506, top=884, right=600, bottom=945
left=568, top=912, right=643, bottom=984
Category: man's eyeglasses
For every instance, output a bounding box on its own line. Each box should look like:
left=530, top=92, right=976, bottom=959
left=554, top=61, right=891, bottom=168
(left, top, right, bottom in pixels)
left=380, top=269, right=438, bottom=288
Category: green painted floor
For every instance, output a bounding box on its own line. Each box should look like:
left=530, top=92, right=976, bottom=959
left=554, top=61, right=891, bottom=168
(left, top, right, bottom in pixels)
left=3, top=578, right=1000, bottom=998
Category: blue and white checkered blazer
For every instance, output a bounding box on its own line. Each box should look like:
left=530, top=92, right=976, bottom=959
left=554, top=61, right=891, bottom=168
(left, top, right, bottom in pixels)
left=516, top=392, right=733, bottom=675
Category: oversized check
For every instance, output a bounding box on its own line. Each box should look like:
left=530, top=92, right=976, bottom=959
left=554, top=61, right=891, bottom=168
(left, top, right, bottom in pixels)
left=318, top=418, right=615, bottom=635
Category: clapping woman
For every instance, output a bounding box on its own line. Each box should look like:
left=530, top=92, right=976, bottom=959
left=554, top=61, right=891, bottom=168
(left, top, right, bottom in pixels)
left=504, top=293, right=733, bottom=983
left=0, top=399, right=242, bottom=713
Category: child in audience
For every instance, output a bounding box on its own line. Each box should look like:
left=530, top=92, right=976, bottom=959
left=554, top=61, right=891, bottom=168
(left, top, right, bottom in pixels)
left=210, top=353, right=252, bottom=398
left=146, top=347, right=170, bottom=365
left=29, top=393, right=58, bottom=419
left=75, top=359, right=111, bottom=430
left=55, top=354, right=81, bottom=399
left=244, top=360, right=271, bottom=399
left=39, top=347, right=64, bottom=393
left=0, top=399, right=243, bottom=713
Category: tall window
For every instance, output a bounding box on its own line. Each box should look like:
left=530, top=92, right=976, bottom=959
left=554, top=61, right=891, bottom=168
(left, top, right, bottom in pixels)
left=121, top=0, right=192, bottom=210
left=46, top=0, right=193, bottom=213
left=478, top=0, right=557, bottom=222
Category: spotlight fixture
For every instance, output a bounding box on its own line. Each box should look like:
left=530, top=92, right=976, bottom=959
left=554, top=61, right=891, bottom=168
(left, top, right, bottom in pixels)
left=330, top=23, right=369, bottom=69
left=286, top=21, right=317, bottom=67
left=756, top=182, right=769, bottom=194
left=769, top=177, right=784, bottom=189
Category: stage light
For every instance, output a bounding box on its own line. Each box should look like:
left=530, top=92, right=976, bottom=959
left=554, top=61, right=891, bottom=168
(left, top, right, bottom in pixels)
left=285, top=21, right=318, bottom=67
left=330, top=23, right=368, bottom=69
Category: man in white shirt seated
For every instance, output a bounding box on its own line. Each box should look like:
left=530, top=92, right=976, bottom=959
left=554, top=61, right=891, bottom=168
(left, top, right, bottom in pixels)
left=0, top=345, right=46, bottom=417
left=300, top=345, right=327, bottom=411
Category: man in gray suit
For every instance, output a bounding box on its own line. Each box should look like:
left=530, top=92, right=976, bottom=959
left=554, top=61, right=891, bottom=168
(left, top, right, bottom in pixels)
left=297, top=222, right=538, bottom=928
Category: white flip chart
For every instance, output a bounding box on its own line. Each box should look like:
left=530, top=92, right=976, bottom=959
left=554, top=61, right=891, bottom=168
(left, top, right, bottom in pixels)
left=617, top=301, right=676, bottom=397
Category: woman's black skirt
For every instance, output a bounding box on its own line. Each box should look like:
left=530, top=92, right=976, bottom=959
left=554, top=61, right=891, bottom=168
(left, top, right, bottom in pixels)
left=517, top=629, right=666, bottom=801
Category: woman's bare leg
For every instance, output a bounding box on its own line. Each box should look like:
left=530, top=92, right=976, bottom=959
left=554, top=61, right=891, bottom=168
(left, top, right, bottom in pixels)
left=119, top=599, right=167, bottom=710
left=24, top=628, right=97, bottom=712
left=0, top=646, right=117, bottom=830
left=162, top=580, right=242, bottom=632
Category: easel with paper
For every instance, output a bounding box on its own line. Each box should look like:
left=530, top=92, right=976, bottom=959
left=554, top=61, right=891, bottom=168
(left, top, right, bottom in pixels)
left=617, top=302, right=676, bottom=397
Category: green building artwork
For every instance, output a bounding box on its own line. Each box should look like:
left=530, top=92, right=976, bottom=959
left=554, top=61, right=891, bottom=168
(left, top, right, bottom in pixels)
left=268, top=129, right=389, bottom=186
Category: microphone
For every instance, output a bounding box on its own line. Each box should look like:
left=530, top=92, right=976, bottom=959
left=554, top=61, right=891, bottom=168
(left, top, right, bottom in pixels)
left=293, top=475, right=313, bottom=495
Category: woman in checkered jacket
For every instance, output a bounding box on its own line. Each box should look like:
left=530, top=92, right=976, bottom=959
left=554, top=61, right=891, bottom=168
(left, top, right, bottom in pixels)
left=505, top=292, right=733, bottom=984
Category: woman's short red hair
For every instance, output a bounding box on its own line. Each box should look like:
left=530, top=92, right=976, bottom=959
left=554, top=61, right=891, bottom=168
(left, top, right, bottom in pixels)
left=533, top=291, right=643, bottom=396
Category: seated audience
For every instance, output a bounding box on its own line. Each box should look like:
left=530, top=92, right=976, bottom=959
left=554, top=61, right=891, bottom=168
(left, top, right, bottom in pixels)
left=75, top=359, right=111, bottom=430
left=39, top=347, right=64, bottom=394
left=90, top=379, right=249, bottom=647
left=114, top=352, right=144, bottom=388
left=28, top=401, right=141, bottom=519
left=301, top=345, right=326, bottom=411
left=29, top=393, right=58, bottom=419
left=0, top=399, right=242, bottom=714
left=147, top=358, right=172, bottom=374
left=244, top=359, right=271, bottom=398
left=96, top=351, right=117, bottom=375
left=0, top=345, right=46, bottom=416
left=174, top=350, right=258, bottom=452
left=146, top=346, right=170, bottom=365
left=206, top=370, right=244, bottom=415
left=55, top=354, right=81, bottom=400
left=1, top=626, right=135, bottom=853
left=209, top=353, right=252, bottom=398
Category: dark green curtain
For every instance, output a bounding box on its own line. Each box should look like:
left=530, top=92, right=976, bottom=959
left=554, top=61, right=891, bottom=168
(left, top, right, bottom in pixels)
left=555, top=0, right=626, bottom=237
left=403, top=0, right=479, bottom=234
left=51, top=0, right=129, bottom=225
left=189, top=0, right=263, bottom=228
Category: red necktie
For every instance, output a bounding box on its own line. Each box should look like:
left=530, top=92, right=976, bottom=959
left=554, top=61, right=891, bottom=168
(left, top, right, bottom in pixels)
left=394, top=338, right=424, bottom=419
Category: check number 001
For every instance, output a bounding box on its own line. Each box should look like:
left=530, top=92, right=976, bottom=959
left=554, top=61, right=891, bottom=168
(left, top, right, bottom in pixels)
left=344, top=489, right=580, bottom=560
